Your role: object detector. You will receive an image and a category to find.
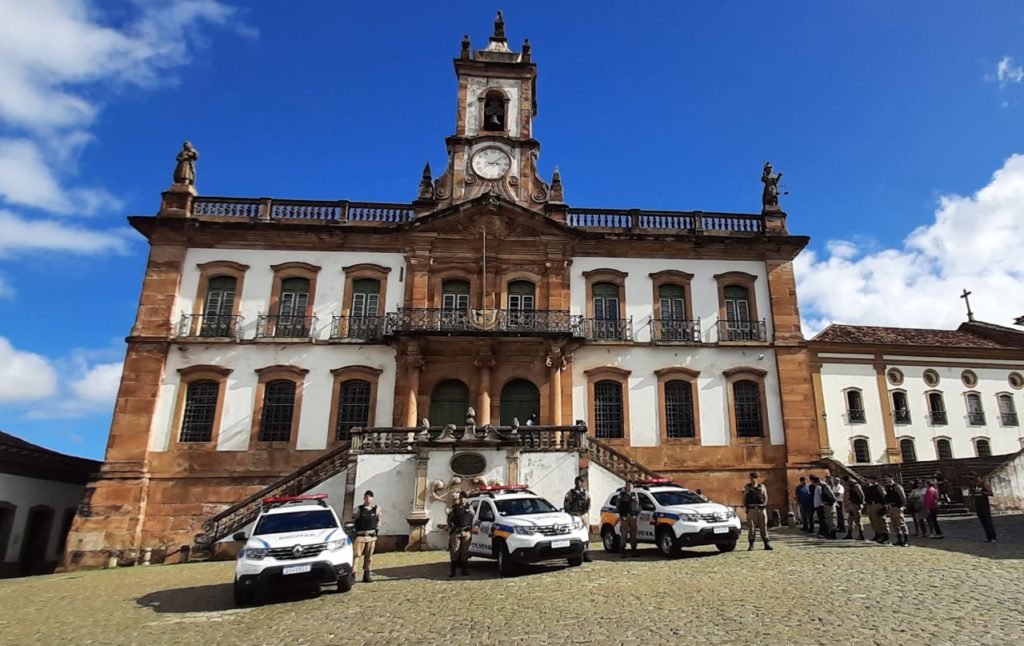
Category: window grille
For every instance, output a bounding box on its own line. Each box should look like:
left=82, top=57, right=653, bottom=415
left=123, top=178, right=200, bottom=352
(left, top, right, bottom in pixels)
left=336, top=380, right=372, bottom=441
left=594, top=380, right=624, bottom=439
left=180, top=380, right=219, bottom=442
left=259, top=380, right=296, bottom=442
left=664, top=380, right=695, bottom=438
left=734, top=380, right=763, bottom=437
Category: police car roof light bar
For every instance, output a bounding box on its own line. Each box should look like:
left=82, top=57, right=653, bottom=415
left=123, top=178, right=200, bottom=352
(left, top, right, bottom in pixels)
left=263, top=493, right=328, bottom=507
left=478, top=484, right=529, bottom=492
left=635, top=478, right=674, bottom=486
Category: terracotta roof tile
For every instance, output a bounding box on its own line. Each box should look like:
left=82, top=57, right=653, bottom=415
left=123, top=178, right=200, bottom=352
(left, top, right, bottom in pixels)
left=811, top=324, right=1014, bottom=349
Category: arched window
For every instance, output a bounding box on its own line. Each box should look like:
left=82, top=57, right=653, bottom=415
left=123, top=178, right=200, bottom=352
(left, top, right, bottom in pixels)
left=723, top=285, right=755, bottom=341
left=500, top=379, right=540, bottom=426
left=482, top=91, right=506, bottom=131
left=927, top=392, right=947, bottom=425
left=593, top=380, right=624, bottom=439
left=998, top=393, right=1019, bottom=426
left=335, top=379, right=372, bottom=441
left=664, top=380, right=695, bottom=438
left=966, top=393, right=985, bottom=426
left=852, top=438, right=870, bottom=464
left=936, top=438, right=953, bottom=460
left=592, top=282, right=621, bottom=340
left=733, top=380, right=763, bottom=437
left=441, top=280, right=470, bottom=328
left=899, top=438, right=917, bottom=462
left=258, top=379, right=297, bottom=442
left=275, top=277, right=311, bottom=337
left=201, top=276, right=238, bottom=336
left=429, top=379, right=470, bottom=427
left=845, top=389, right=866, bottom=423
left=658, top=284, right=690, bottom=341
left=180, top=380, right=220, bottom=442
left=975, top=438, right=992, bottom=457
left=892, top=391, right=911, bottom=424
left=507, top=281, right=536, bottom=328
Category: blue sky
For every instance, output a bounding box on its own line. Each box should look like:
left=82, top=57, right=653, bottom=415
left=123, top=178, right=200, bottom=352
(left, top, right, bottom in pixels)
left=1, top=1, right=1023, bottom=459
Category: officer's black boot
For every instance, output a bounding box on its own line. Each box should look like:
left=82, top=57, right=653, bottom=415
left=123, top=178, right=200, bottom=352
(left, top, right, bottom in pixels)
left=363, top=571, right=372, bottom=583
left=857, top=531, right=866, bottom=541
left=843, top=532, right=853, bottom=539
left=748, top=540, right=755, bottom=551
left=461, top=563, right=470, bottom=576
left=583, top=551, right=592, bottom=563
left=763, top=540, right=773, bottom=551
left=449, top=564, right=457, bottom=578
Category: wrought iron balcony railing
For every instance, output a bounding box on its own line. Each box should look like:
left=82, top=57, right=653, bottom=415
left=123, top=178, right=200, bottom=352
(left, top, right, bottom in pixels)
left=177, top=313, right=243, bottom=338
left=894, top=409, right=912, bottom=424
left=848, top=408, right=866, bottom=424
left=580, top=317, right=633, bottom=342
left=651, top=318, right=701, bottom=344
left=331, top=315, right=385, bottom=342
left=715, top=319, right=769, bottom=343
left=968, top=412, right=986, bottom=426
left=929, top=411, right=948, bottom=425
left=256, top=314, right=317, bottom=339
left=1002, top=412, right=1019, bottom=426
left=385, top=308, right=583, bottom=336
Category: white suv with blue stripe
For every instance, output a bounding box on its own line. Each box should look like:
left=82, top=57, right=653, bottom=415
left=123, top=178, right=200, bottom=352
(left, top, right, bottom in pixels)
left=233, top=494, right=354, bottom=605
left=465, top=485, right=589, bottom=576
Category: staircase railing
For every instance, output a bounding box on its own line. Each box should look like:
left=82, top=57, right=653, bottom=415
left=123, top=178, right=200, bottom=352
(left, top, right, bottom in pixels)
left=194, top=442, right=352, bottom=546
left=587, top=437, right=661, bottom=481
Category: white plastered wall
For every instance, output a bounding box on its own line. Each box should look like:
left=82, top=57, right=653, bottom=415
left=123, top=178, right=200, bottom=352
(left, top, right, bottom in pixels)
left=352, top=455, right=416, bottom=536
left=819, top=359, right=886, bottom=463
left=0, top=474, right=85, bottom=565
left=587, top=462, right=625, bottom=528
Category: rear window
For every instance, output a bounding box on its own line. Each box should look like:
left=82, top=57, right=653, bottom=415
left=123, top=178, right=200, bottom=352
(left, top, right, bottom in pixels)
left=652, top=490, right=708, bottom=506
left=254, top=509, right=337, bottom=535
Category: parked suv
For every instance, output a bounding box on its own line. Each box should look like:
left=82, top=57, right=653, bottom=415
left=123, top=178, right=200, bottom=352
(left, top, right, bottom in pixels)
left=465, top=485, right=589, bottom=576
left=233, top=494, right=354, bottom=605
left=599, top=479, right=741, bottom=556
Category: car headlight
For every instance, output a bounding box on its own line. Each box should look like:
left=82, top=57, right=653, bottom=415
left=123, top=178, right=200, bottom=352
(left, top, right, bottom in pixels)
left=326, top=538, right=347, bottom=552
left=725, top=509, right=738, bottom=519
left=679, top=513, right=701, bottom=522
left=514, top=526, right=536, bottom=536
left=245, top=547, right=267, bottom=560
left=571, top=518, right=585, bottom=530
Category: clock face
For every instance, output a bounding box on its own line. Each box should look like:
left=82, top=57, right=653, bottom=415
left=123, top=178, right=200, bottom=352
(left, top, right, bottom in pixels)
left=471, top=148, right=512, bottom=180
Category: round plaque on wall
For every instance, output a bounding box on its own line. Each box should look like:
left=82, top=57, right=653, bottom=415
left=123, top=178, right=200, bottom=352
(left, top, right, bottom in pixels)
left=450, top=452, right=487, bottom=477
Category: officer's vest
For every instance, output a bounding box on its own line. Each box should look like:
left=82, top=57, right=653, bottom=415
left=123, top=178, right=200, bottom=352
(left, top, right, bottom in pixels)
left=354, top=504, right=379, bottom=532
left=567, top=489, right=587, bottom=514
left=744, top=485, right=766, bottom=507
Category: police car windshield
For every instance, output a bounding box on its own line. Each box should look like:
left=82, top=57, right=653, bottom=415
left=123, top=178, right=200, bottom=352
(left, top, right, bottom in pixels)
left=254, top=510, right=337, bottom=535
left=494, top=497, right=558, bottom=516
left=652, top=490, right=707, bottom=506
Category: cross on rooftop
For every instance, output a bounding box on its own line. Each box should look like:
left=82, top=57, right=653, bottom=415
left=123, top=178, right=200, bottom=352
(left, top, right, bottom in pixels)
left=960, top=288, right=975, bottom=322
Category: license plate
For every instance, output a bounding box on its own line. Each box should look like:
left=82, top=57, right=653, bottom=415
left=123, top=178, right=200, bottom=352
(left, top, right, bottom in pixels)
left=713, top=526, right=730, bottom=534
left=282, top=564, right=311, bottom=575
left=551, top=539, right=571, bottom=549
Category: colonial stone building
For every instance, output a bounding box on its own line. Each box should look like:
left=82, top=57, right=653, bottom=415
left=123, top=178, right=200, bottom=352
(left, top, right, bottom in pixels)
left=65, top=14, right=820, bottom=567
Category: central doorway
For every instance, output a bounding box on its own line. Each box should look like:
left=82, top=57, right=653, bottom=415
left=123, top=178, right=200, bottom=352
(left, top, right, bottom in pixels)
left=500, top=379, right=540, bottom=425
left=429, top=380, right=470, bottom=427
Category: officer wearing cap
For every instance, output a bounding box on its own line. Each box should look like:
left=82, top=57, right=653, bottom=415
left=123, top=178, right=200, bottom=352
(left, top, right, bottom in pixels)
left=352, top=490, right=382, bottom=583
left=742, top=472, right=772, bottom=551
left=446, top=491, right=474, bottom=577
left=616, top=481, right=641, bottom=558
left=564, top=476, right=592, bottom=562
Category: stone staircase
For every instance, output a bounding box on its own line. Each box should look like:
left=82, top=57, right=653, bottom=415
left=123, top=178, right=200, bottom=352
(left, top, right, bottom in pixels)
left=586, top=437, right=661, bottom=481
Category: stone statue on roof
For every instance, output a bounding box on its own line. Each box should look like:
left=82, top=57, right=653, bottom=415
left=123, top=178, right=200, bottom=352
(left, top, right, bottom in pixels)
left=173, top=141, right=199, bottom=186
left=761, top=161, right=782, bottom=211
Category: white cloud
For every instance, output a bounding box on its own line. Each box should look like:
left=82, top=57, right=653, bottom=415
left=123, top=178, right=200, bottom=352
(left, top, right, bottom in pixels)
left=4, top=341, right=125, bottom=419
left=0, top=138, right=119, bottom=214
left=796, top=154, right=1024, bottom=336
left=0, top=337, right=58, bottom=402
left=70, top=362, right=123, bottom=403
left=0, top=209, right=131, bottom=256
left=0, top=273, right=12, bottom=298
left=997, top=55, right=1024, bottom=86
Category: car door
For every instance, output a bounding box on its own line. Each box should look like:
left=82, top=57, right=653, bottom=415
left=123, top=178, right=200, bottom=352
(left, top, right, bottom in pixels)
left=470, top=501, right=495, bottom=555
left=638, top=493, right=657, bottom=540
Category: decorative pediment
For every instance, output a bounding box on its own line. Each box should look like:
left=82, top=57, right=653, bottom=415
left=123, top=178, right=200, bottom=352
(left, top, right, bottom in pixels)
left=407, top=194, right=577, bottom=240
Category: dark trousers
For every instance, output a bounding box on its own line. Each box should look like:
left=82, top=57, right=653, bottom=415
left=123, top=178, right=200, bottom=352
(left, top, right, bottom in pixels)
left=975, top=497, right=997, bottom=540
left=815, top=506, right=835, bottom=537
left=926, top=509, right=942, bottom=536
left=835, top=503, right=846, bottom=533
left=801, top=505, right=814, bottom=532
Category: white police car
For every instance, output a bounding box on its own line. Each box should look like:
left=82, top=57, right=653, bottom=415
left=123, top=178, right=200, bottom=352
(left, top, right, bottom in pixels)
left=599, top=479, right=741, bottom=556
left=233, top=494, right=354, bottom=605
left=466, top=485, right=589, bottom=576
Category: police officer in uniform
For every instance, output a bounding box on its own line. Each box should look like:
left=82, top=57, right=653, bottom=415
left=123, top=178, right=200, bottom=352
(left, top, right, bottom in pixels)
left=842, top=474, right=866, bottom=540
left=863, top=474, right=890, bottom=543
left=967, top=471, right=998, bottom=542
left=882, top=473, right=910, bottom=547
left=352, top=490, right=382, bottom=583
left=446, top=491, right=473, bottom=577
left=564, top=476, right=592, bottom=562
left=743, top=472, right=772, bottom=551
left=616, top=481, right=640, bottom=558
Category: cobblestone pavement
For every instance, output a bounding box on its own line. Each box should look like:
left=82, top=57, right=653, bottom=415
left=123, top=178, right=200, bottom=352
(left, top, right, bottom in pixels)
left=2, top=527, right=1022, bottom=646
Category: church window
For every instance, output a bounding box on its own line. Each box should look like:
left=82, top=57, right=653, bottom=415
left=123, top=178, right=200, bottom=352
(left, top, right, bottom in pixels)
left=899, top=438, right=917, bottom=462
left=845, top=389, right=866, bottom=423
left=961, top=370, right=978, bottom=388
left=936, top=438, right=954, bottom=460
left=664, top=380, right=695, bottom=438
left=923, top=369, right=940, bottom=387
left=180, top=380, right=220, bottom=442
left=733, top=380, right=763, bottom=437
left=482, top=91, right=506, bottom=131
left=892, top=390, right=911, bottom=424
left=975, top=438, right=992, bottom=458
left=258, top=380, right=297, bottom=442
left=852, top=438, right=870, bottom=463
left=966, top=393, right=985, bottom=426
left=998, top=393, right=1018, bottom=426
left=593, top=380, right=624, bottom=439
left=507, top=281, right=535, bottom=328
left=336, top=379, right=372, bottom=441
left=887, top=368, right=904, bottom=386
left=441, top=279, right=470, bottom=327
left=927, top=392, right=947, bottom=425
left=1010, top=372, right=1024, bottom=390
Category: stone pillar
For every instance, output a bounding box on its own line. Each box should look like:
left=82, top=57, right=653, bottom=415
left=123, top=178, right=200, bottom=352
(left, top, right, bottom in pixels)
left=404, top=356, right=424, bottom=428
left=478, top=363, right=492, bottom=425
left=406, top=449, right=431, bottom=551
left=506, top=448, right=521, bottom=486
left=874, top=359, right=902, bottom=463
left=809, top=359, right=833, bottom=458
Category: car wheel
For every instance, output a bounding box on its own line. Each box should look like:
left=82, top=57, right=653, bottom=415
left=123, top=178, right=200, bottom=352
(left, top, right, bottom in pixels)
left=716, top=541, right=737, bottom=553
left=601, top=526, right=620, bottom=553
left=497, top=543, right=515, bottom=577
left=233, top=581, right=255, bottom=606
left=656, top=528, right=678, bottom=557
left=337, top=570, right=354, bottom=593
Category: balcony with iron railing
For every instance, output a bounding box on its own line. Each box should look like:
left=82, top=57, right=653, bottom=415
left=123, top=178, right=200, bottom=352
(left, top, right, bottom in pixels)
left=331, top=315, right=385, bottom=342
left=894, top=409, right=912, bottom=424
left=848, top=408, right=866, bottom=424
left=715, top=319, right=769, bottom=343
left=651, top=318, right=701, bottom=344
left=968, top=412, right=987, bottom=426
left=256, top=314, right=317, bottom=339
left=1002, top=412, right=1019, bottom=426
left=190, top=196, right=415, bottom=226
left=385, top=308, right=582, bottom=337
left=929, top=410, right=948, bottom=425
left=580, top=317, right=633, bottom=342
left=566, top=208, right=769, bottom=234
left=176, top=313, right=243, bottom=339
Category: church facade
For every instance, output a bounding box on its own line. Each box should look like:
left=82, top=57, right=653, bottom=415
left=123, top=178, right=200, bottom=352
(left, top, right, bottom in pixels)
left=65, top=15, right=821, bottom=567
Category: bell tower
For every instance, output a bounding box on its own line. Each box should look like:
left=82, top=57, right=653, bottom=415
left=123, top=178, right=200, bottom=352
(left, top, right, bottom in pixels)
left=420, top=12, right=560, bottom=213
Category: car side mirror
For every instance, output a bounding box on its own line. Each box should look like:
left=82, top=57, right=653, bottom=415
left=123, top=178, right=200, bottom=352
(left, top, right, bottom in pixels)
left=232, top=531, right=247, bottom=542
left=342, top=521, right=356, bottom=534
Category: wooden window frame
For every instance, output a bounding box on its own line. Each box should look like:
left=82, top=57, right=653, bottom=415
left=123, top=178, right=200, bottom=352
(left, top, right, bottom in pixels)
left=583, top=269, right=628, bottom=321
left=843, top=387, right=866, bottom=424
left=972, top=437, right=992, bottom=458
left=584, top=366, right=632, bottom=445
left=713, top=271, right=759, bottom=323
left=192, top=261, right=249, bottom=318
left=964, top=391, right=986, bottom=426
left=268, top=262, right=321, bottom=318
left=649, top=270, right=694, bottom=322
left=170, top=365, right=232, bottom=450
left=723, top=367, right=769, bottom=443
left=851, top=436, right=871, bottom=464
left=430, top=271, right=480, bottom=309
left=934, top=436, right=954, bottom=460
left=926, top=389, right=947, bottom=425
left=501, top=270, right=543, bottom=309
left=655, top=367, right=701, bottom=444
left=898, top=436, right=917, bottom=462
left=997, top=392, right=1019, bottom=426
left=890, top=389, right=911, bottom=424
left=327, top=365, right=382, bottom=446
left=341, top=264, right=390, bottom=319
left=249, top=365, right=309, bottom=449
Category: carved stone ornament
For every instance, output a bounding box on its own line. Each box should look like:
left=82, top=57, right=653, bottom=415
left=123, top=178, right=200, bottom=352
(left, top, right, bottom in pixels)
left=429, top=475, right=500, bottom=505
